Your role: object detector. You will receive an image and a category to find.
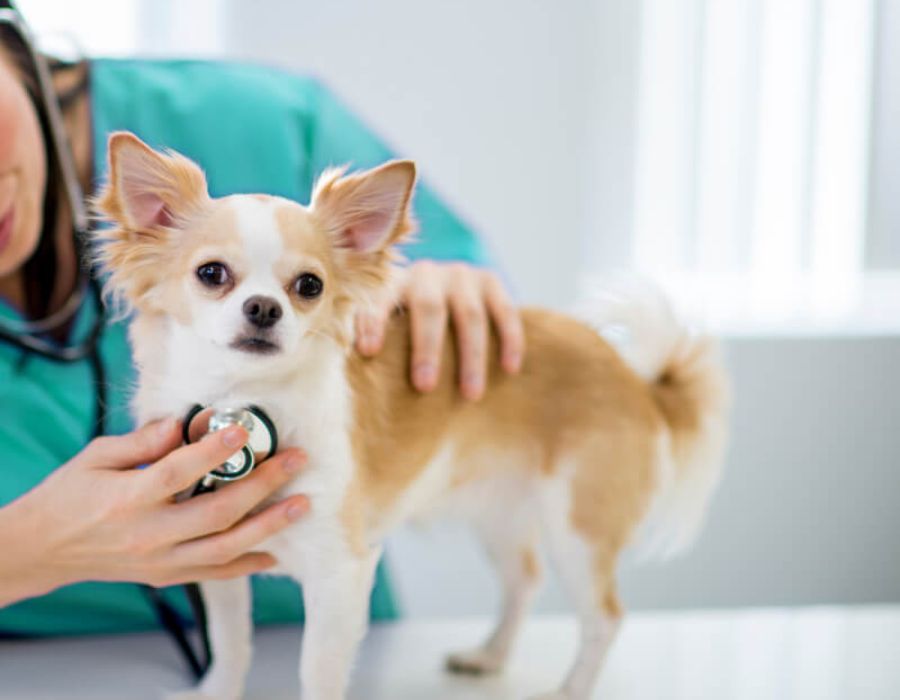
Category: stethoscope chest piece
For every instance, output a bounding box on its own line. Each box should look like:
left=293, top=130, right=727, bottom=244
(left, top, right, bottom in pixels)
left=183, top=404, right=278, bottom=489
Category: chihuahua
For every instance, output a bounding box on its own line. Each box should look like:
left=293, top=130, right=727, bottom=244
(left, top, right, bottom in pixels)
left=94, top=131, right=728, bottom=700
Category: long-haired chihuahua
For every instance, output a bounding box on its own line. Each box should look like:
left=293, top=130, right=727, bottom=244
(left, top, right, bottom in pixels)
left=94, top=131, right=728, bottom=700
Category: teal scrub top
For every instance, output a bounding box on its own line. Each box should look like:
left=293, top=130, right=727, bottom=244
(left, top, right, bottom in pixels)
left=0, top=59, right=489, bottom=636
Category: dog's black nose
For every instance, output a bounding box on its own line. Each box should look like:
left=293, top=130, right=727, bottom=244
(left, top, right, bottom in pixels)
left=243, top=295, right=283, bottom=329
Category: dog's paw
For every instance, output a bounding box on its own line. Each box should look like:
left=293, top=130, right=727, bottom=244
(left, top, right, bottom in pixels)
left=445, top=647, right=506, bottom=675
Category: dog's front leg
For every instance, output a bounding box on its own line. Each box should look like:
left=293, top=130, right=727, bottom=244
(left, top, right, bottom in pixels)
left=167, top=577, right=252, bottom=700
left=287, top=545, right=381, bottom=700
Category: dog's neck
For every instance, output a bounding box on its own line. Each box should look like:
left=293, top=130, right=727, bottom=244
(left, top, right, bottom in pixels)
left=130, top=312, right=351, bottom=429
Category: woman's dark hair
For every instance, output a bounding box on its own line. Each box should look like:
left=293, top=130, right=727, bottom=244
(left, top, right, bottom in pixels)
left=0, top=18, right=88, bottom=322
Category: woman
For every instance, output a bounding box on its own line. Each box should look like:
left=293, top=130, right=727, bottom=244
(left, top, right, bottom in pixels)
left=0, top=2, right=523, bottom=650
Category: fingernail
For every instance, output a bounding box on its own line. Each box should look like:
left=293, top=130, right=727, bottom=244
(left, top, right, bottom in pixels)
left=464, top=378, right=484, bottom=400
left=287, top=500, right=307, bottom=521
left=221, top=426, right=246, bottom=449
left=156, top=417, right=176, bottom=438
left=506, top=352, right=522, bottom=372
left=284, top=452, right=305, bottom=474
left=414, top=363, right=436, bottom=388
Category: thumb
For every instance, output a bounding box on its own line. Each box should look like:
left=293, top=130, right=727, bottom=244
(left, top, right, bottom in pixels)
left=78, top=418, right=183, bottom=470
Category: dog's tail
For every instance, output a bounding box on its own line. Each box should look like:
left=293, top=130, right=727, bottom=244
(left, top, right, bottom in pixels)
left=573, top=278, right=729, bottom=559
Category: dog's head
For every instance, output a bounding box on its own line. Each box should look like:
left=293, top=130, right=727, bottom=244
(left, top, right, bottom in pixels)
left=94, top=132, right=415, bottom=371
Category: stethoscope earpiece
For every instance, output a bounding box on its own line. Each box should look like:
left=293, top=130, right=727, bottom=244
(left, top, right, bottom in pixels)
left=183, top=404, right=278, bottom=492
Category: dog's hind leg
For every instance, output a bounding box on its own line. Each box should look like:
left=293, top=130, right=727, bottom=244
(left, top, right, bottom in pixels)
left=446, top=487, right=542, bottom=676
left=528, top=472, right=624, bottom=700
left=167, top=576, right=253, bottom=700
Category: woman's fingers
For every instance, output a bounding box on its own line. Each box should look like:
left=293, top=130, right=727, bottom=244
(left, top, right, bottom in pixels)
left=448, top=268, right=489, bottom=400
left=161, top=449, right=307, bottom=541
left=483, top=272, right=525, bottom=374
left=78, top=418, right=183, bottom=470
left=407, top=264, right=448, bottom=392
left=172, top=494, right=308, bottom=568
left=356, top=266, right=408, bottom=356
left=355, top=303, right=390, bottom=356
left=141, top=425, right=249, bottom=499
left=352, top=261, right=525, bottom=398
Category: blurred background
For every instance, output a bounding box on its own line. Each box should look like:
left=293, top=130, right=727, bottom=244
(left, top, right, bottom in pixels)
left=18, top=0, right=900, bottom=616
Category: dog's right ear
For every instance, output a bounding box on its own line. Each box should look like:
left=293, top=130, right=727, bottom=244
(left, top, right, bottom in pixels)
left=93, top=133, right=211, bottom=316
left=96, top=131, right=209, bottom=232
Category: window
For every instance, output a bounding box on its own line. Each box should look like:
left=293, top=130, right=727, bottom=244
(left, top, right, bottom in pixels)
left=633, top=0, right=883, bottom=334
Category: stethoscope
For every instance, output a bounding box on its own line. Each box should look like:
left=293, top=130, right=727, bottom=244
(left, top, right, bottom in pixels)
left=182, top=404, right=279, bottom=493
left=0, top=277, right=108, bottom=438
left=145, top=402, right=279, bottom=678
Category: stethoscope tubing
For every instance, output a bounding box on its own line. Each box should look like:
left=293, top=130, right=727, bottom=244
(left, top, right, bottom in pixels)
left=0, top=277, right=107, bottom=438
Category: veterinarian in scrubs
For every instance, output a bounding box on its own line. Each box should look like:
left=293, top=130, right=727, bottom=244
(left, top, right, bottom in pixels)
left=0, top=0, right=523, bottom=651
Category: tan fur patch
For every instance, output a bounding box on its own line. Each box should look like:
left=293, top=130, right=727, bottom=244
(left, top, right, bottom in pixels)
left=522, top=548, right=541, bottom=581
left=272, top=203, right=348, bottom=343
left=602, top=584, right=623, bottom=619
left=347, top=309, right=662, bottom=535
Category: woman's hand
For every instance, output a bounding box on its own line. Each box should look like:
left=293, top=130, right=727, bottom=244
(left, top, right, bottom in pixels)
left=355, top=261, right=525, bottom=400
left=0, top=419, right=308, bottom=606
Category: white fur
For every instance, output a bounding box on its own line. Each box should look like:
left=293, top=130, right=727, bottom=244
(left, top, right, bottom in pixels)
left=444, top=465, right=543, bottom=675
left=532, top=466, right=621, bottom=700
left=634, top=411, right=726, bottom=560
left=572, top=276, right=685, bottom=382
left=134, top=198, right=379, bottom=700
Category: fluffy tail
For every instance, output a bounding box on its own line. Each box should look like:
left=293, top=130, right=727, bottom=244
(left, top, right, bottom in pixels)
left=573, top=278, right=730, bottom=559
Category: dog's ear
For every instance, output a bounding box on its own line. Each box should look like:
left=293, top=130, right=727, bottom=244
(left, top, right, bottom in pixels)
left=311, top=160, right=416, bottom=255
left=92, top=133, right=210, bottom=315
left=96, top=131, right=209, bottom=232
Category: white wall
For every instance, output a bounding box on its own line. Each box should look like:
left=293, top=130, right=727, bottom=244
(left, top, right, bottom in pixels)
left=222, top=0, right=625, bottom=308
left=213, top=0, right=900, bottom=615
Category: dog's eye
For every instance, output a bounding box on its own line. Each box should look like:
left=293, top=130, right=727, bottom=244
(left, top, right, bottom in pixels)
left=294, top=273, right=324, bottom=299
left=196, top=262, right=231, bottom=287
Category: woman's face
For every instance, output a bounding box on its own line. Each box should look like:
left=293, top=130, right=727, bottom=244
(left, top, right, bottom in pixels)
left=0, top=44, right=46, bottom=278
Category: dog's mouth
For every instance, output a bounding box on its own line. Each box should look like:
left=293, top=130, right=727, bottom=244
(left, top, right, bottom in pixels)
left=230, top=335, right=281, bottom=355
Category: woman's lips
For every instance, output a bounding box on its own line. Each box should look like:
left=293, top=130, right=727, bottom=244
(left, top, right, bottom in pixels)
left=0, top=206, right=14, bottom=256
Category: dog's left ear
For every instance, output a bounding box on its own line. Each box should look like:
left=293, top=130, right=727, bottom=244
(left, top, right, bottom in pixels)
left=311, top=160, right=417, bottom=255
